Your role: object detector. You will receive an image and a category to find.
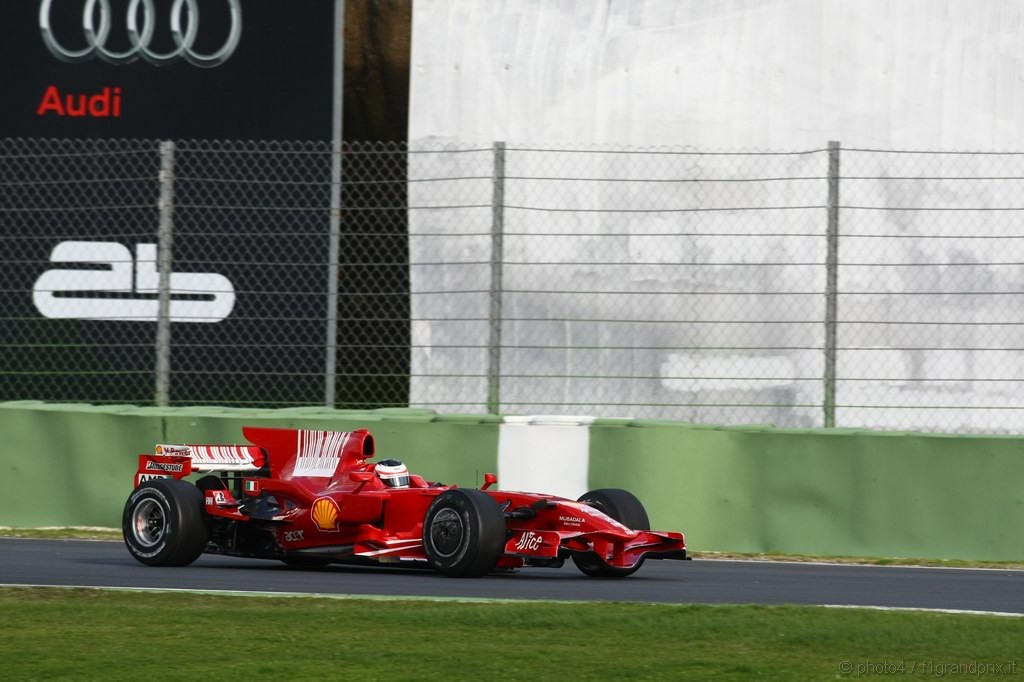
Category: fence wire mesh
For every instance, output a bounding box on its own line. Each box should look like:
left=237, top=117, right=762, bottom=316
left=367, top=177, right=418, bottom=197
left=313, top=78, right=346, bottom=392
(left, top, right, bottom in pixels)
left=3, top=139, right=1024, bottom=433
left=0, top=138, right=159, bottom=404
left=409, top=144, right=830, bottom=426
left=838, top=148, right=1024, bottom=432
left=0, top=138, right=338, bottom=406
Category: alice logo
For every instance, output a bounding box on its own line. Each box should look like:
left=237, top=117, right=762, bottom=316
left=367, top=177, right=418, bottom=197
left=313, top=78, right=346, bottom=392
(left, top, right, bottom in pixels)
left=515, top=531, right=543, bottom=552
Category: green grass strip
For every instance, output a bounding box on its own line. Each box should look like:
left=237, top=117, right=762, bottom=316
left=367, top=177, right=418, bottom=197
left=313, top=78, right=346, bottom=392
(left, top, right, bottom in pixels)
left=0, top=527, right=123, bottom=541
left=0, top=588, right=1021, bottom=680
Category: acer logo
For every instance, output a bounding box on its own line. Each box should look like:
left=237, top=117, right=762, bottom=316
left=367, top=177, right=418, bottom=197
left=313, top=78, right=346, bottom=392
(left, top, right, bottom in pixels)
left=33, top=241, right=235, bottom=323
left=37, top=85, right=122, bottom=117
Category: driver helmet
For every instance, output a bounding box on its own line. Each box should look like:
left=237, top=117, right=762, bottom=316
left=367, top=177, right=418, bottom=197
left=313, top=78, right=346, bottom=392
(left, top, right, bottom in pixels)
left=374, top=459, right=410, bottom=488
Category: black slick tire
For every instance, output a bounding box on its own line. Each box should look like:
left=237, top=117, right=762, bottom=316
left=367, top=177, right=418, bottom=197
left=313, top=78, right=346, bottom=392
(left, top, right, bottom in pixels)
left=422, top=488, right=505, bottom=577
left=573, top=488, right=650, bottom=578
left=122, top=479, right=209, bottom=567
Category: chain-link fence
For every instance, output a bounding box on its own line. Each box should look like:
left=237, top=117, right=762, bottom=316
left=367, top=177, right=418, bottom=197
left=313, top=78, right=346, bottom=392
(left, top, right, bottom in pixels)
left=1, top=139, right=340, bottom=406
left=838, top=148, right=1024, bottom=433
left=409, top=144, right=830, bottom=427
left=3, top=139, right=1024, bottom=433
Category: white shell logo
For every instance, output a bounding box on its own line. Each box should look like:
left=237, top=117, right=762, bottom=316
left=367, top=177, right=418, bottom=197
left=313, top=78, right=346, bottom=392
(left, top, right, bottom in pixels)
left=33, top=241, right=235, bottom=323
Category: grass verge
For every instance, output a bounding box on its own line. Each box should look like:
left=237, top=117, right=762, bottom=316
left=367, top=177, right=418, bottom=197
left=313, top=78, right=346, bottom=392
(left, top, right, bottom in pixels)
left=695, top=551, right=1024, bottom=570
left=0, top=527, right=122, bottom=541
left=0, top=588, right=1020, bottom=680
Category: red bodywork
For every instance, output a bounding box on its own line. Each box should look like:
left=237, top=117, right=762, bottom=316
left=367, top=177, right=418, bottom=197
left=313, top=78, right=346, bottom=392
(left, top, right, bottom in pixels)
left=132, top=426, right=688, bottom=572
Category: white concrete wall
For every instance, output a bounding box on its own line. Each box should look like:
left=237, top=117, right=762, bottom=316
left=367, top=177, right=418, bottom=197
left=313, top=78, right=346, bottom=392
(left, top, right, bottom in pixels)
left=410, top=0, right=1024, bottom=150
left=407, top=1, right=1024, bottom=432
left=497, top=416, right=592, bottom=499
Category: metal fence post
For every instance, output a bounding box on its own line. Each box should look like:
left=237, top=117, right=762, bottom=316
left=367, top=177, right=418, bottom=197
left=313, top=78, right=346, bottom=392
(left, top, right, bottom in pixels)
left=323, top=0, right=345, bottom=408
left=823, top=141, right=841, bottom=428
left=487, top=141, right=506, bottom=414
left=324, top=145, right=342, bottom=408
left=154, top=140, right=176, bottom=407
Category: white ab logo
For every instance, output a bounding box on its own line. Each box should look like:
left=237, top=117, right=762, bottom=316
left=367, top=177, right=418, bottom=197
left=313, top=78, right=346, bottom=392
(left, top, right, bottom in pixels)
left=33, top=241, right=235, bottom=323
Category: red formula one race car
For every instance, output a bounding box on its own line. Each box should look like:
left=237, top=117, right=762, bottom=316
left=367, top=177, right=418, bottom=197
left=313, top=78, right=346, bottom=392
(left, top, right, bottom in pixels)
left=122, top=427, right=688, bottom=578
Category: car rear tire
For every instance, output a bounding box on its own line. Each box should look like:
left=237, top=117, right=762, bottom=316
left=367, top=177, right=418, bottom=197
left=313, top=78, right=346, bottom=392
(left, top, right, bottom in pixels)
left=573, top=488, right=650, bottom=578
left=122, top=479, right=209, bottom=567
left=422, top=489, right=505, bottom=577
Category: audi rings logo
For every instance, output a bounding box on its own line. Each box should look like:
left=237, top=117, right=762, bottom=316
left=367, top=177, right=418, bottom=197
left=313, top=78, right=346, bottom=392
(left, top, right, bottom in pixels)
left=40, top=0, right=242, bottom=68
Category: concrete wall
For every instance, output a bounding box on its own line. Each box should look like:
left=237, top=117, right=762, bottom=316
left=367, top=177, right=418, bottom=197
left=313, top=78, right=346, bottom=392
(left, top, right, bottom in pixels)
left=410, top=0, right=1024, bottom=149
left=406, top=2, right=1024, bottom=431
left=588, top=420, right=1024, bottom=561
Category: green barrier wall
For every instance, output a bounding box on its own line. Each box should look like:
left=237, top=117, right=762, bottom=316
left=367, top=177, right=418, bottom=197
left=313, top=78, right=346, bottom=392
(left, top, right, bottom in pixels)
left=4, top=401, right=1023, bottom=561
left=0, top=402, right=499, bottom=528
left=588, top=421, right=1024, bottom=561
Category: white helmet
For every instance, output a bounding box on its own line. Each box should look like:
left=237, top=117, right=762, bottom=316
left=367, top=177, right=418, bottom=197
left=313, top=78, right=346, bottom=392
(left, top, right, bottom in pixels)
left=374, top=459, right=409, bottom=488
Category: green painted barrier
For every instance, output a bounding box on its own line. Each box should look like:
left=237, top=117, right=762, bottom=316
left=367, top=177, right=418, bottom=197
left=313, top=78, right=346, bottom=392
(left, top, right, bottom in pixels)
left=0, top=402, right=499, bottom=528
left=4, top=400, right=1023, bottom=561
left=588, top=421, right=1024, bottom=561
left=0, top=403, right=164, bottom=528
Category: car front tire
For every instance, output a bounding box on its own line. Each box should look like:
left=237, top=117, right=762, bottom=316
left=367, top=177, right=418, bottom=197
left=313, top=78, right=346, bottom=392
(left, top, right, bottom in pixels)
left=573, top=488, right=650, bottom=578
left=422, top=489, right=505, bottom=577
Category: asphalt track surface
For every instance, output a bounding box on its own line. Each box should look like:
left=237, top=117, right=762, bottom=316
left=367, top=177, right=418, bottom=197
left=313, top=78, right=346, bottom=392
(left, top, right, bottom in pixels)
left=2, top=538, right=1022, bottom=614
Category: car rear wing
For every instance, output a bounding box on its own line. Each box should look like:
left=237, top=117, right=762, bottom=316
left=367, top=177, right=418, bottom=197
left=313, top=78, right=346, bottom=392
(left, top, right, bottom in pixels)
left=134, top=444, right=266, bottom=487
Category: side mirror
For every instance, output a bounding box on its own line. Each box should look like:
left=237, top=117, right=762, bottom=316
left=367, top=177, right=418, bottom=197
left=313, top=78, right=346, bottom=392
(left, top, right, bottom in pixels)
left=481, top=473, right=498, bottom=491
left=350, top=471, right=374, bottom=483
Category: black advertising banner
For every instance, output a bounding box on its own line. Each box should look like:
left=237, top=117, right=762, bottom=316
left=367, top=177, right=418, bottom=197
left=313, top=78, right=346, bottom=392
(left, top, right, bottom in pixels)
left=1, top=0, right=336, bottom=140
left=0, top=1, right=344, bottom=406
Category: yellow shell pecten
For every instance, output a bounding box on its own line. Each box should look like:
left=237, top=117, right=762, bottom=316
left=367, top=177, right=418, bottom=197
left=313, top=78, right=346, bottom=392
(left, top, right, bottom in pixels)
left=311, top=497, right=340, bottom=531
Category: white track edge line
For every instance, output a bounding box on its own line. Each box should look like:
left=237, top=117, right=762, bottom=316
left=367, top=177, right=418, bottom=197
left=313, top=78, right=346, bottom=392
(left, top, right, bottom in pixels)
left=0, top=583, right=592, bottom=605
left=1, top=583, right=1021, bottom=616
left=822, top=604, right=1022, bottom=618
